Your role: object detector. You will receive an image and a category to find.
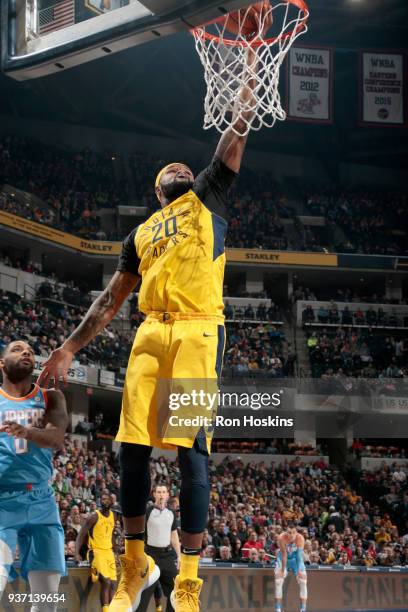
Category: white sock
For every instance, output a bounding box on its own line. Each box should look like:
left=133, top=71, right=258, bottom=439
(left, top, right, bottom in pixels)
left=28, top=571, right=61, bottom=612
left=0, top=571, right=8, bottom=604
left=0, top=538, right=13, bottom=603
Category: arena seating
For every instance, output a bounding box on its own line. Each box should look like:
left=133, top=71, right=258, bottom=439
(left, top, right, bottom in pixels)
left=1, top=137, right=407, bottom=571
left=0, top=285, right=291, bottom=376
left=301, top=302, right=407, bottom=328
left=0, top=138, right=292, bottom=247
left=293, top=293, right=408, bottom=379
left=351, top=439, right=407, bottom=459
left=224, top=300, right=283, bottom=322
left=211, top=439, right=321, bottom=456
left=304, top=187, right=408, bottom=255
left=1, top=262, right=405, bottom=381
left=292, top=286, right=406, bottom=305
left=2, top=135, right=408, bottom=257
left=222, top=321, right=294, bottom=378
left=305, top=327, right=406, bottom=379
left=0, top=135, right=124, bottom=239
left=0, top=286, right=129, bottom=371
left=44, top=436, right=408, bottom=567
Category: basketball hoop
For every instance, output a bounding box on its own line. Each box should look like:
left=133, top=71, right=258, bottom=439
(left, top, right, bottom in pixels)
left=191, top=0, right=309, bottom=135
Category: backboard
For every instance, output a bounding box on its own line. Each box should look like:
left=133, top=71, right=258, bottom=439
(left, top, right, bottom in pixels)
left=2, top=0, right=254, bottom=80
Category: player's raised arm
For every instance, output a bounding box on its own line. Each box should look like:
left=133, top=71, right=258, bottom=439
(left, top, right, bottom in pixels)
left=0, top=389, right=68, bottom=450
left=215, top=1, right=272, bottom=173
left=37, top=270, right=139, bottom=388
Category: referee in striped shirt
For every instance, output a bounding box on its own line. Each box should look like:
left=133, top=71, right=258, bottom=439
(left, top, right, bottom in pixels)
left=139, top=483, right=180, bottom=612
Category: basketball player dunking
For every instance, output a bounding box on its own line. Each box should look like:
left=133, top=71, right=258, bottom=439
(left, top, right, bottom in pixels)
left=0, top=341, right=68, bottom=612
left=38, top=5, right=272, bottom=610
left=275, top=522, right=308, bottom=612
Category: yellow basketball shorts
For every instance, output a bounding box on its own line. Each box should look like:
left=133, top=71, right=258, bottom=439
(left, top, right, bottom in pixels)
left=87, top=548, right=117, bottom=582
left=115, top=313, right=225, bottom=452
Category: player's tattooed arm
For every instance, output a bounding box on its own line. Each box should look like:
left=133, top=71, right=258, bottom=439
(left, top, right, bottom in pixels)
left=1, top=389, right=68, bottom=450
left=37, top=270, right=139, bottom=387
left=75, top=513, right=98, bottom=563
left=63, top=270, right=139, bottom=353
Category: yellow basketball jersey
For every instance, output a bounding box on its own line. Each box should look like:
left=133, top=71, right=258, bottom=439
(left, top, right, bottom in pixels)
left=88, top=510, right=114, bottom=551
left=135, top=189, right=227, bottom=317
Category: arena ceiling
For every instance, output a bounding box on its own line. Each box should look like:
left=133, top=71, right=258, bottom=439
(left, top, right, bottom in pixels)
left=0, top=0, right=406, bottom=167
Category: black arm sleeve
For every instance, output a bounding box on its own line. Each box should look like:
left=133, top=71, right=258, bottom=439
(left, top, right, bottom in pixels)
left=116, top=227, right=141, bottom=274
left=192, top=155, right=237, bottom=221
left=171, top=509, right=177, bottom=531
left=144, top=504, right=153, bottom=542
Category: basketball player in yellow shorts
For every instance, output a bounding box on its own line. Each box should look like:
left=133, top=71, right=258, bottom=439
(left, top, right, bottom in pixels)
left=75, top=493, right=117, bottom=611
left=38, top=7, right=271, bottom=610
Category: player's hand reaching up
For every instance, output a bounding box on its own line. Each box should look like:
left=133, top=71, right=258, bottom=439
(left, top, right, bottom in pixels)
left=37, top=347, right=74, bottom=389
left=254, top=0, right=273, bottom=37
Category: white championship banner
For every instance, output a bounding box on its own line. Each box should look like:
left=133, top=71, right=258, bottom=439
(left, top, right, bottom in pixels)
left=287, top=46, right=332, bottom=122
left=361, top=52, right=404, bottom=124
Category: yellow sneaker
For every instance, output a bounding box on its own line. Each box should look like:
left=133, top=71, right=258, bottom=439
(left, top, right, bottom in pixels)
left=170, top=576, right=203, bottom=611
left=109, top=554, right=160, bottom=612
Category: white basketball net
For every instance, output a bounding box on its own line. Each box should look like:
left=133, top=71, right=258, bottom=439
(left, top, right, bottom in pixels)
left=192, top=1, right=309, bottom=135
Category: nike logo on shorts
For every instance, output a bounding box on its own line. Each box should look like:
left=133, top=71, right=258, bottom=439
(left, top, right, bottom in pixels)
left=203, top=332, right=216, bottom=337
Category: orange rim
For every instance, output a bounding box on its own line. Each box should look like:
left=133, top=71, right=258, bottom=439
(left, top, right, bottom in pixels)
left=191, top=0, right=309, bottom=48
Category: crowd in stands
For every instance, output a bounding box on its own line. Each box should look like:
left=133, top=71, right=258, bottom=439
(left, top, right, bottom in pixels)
left=294, top=288, right=408, bottom=379
left=294, top=216, right=335, bottom=254
left=2, top=250, right=407, bottom=382
left=211, top=439, right=321, bottom=456
left=2, top=134, right=408, bottom=256
left=0, top=286, right=130, bottom=371
left=0, top=134, right=296, bottom=249
left=0, top=135, right=124, bottom=239
left=222, top=322, right=296, bottom=378
left=351, top=439, right=407, bottom=459
left=224, top=170, right=292, bottom=250
left=305, top=187, right=408, bottom=255
left=305, top=326, right=407, bottom=379
left=224, top=301, right=283, bottom=321
left=0, top=252, right=45, bottom=277
left=29, top=436, right=408, bottom=568
left=302, top=301, right=406, bottom=328
left=292, top=286, right=407, bottom=305
left=0, top=285, right=294, bottom=377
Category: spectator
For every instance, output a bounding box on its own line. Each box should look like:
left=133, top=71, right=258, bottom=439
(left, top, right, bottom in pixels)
left=318, top=306, right=329, bottom=323
left=302, top=306, right=315, bottom=323
left=217, top=546, right=232, bottom=562
left=248, top=549, right=260, bottom=564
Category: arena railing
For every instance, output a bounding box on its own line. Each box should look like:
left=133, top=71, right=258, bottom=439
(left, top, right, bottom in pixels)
left=296, top=300, right=408, bottom=327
